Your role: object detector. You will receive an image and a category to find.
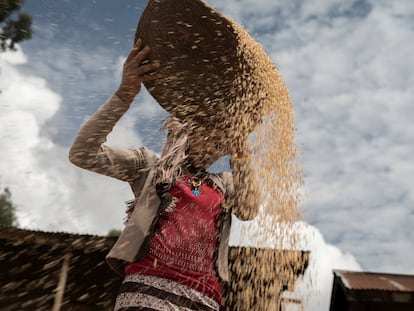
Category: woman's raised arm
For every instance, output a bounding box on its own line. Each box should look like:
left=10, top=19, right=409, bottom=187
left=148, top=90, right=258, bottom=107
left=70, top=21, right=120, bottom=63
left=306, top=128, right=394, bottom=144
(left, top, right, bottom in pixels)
left=68, top=39, right=161, bottom=182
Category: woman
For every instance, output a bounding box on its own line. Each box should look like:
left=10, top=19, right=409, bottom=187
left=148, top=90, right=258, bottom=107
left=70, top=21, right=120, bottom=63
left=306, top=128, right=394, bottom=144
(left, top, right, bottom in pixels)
left=69, top=38, right=258, bottom=311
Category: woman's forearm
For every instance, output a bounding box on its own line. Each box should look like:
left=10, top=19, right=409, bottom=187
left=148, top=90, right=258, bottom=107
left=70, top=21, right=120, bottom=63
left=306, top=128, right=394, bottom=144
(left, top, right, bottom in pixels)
left=68, top=93, right=131, bottom=169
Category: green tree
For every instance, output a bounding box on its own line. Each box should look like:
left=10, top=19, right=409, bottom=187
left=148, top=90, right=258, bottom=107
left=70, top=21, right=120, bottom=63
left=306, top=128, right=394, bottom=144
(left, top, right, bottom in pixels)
left=107, top=228, right=121, bottom=237
left=0, top=0, right=32, bottom=51
left=0, top=187, right=18, bottom=226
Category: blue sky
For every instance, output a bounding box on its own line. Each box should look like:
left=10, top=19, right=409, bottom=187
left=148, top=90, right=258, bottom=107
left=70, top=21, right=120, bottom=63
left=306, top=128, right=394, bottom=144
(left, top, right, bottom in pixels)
left=1, top=0, right=413, bottom=309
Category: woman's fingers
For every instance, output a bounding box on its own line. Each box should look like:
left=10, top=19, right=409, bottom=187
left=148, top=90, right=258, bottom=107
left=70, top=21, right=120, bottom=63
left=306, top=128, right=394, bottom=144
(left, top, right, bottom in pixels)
left=141, top=71, right=162, bottom=82
left=125, top=44, right=153, bottom=72
left=121, top=38, right=161, bottom=84
left=125, top=38, right=142, bottom=63
left=128, top=37, right=156, bottom=71
left=134, top=37, right=143, bottom=50
left=137, top=62, right=160, bottom=75
left=138, top=62, right=162, bottom=82
left=135, top=45, right=152, bottom=65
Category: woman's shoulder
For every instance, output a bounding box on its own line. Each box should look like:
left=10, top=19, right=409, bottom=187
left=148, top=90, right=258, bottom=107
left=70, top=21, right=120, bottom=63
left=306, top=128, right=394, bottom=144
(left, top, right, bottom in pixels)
left=132, top=146, right=159, bottom=166
left=208, top=171, right=234, bottom=198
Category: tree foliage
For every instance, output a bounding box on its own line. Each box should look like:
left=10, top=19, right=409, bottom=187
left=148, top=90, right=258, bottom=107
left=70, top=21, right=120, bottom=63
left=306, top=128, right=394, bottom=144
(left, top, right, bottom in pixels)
left=107, top=228, right=121, bottom=237
left=0, top=0, right=32, bottom=51
left=0, top=187, right=18, bottom=226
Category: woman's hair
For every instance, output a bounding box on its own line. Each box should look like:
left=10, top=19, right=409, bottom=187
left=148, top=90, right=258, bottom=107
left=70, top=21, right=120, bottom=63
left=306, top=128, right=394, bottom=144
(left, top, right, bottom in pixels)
left=155, top=115, right=227, bottom=197
left=155, top=116, right=190, bottom=186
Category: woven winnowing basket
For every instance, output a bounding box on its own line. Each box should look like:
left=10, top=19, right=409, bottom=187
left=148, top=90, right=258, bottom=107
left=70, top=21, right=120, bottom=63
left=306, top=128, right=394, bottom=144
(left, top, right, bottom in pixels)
left=135, top=0, right=290, bottom=139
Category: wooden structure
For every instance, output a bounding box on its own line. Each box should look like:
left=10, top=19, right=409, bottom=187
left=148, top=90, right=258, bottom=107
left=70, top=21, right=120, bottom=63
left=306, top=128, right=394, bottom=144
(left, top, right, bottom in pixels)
left=0, top=227, right=309, bottom=310
left=330, top=270, right=414, bottom=311
left=0, top=227, right=122, bottom=310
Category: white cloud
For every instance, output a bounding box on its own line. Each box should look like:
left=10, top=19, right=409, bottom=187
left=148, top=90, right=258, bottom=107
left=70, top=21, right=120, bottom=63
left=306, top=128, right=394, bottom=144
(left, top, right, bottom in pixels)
left=0, top=47, right=143, bottom=234
left=293, top=225, right=361, bottom=311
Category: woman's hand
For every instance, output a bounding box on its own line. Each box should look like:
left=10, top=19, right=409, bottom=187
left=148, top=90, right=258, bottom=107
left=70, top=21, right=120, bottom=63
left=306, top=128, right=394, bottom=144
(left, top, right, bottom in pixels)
left=116, top=38, right=161, bottom=103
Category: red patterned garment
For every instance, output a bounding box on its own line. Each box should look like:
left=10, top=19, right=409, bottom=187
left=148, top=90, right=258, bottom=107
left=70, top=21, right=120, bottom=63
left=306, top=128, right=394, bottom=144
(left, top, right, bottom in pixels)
left=125, top=175, right=224, bottom=303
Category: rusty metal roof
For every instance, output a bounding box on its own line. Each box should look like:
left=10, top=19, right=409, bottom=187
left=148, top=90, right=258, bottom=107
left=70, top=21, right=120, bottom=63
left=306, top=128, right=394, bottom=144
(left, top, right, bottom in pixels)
left=335, top=270, right=414, bottom=292
left=330, top=270, right=414, bottom=311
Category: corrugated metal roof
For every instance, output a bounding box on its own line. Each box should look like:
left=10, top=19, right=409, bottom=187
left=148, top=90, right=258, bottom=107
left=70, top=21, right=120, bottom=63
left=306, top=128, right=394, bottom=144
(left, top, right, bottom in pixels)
left=335, top=270, right=414, bottom=292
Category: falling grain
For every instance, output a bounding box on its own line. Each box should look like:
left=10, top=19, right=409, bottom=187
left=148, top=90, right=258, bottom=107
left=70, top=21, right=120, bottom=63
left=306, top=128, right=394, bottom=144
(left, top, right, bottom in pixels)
left=223, top=21, right=306, bottom=311
left=135, top=0, right=308, bottom=308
